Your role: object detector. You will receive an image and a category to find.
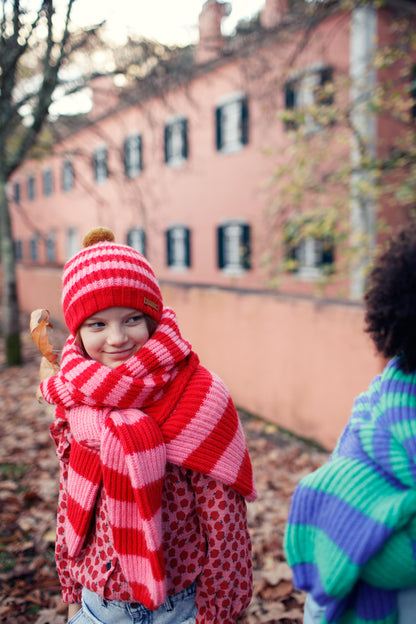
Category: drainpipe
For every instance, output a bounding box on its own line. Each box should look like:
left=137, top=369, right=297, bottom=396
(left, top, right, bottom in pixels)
left=349, top=5, right=377, bottom=300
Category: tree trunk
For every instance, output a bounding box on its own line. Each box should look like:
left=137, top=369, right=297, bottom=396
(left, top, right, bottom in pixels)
left=0, top=171, right=22, bottom=365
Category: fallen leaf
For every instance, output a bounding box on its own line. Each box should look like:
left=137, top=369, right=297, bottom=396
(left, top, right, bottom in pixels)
left=30, top=309, right=58, bottom=365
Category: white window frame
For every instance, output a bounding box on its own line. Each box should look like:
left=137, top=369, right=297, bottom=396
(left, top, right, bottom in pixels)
left=62, top=160, right=74, bottom=192
left=285, top=64, right=332, bottom=133
left=127, top=227, right=146, bottom=255
left=43, top=168, right=53, bottom=197
left=218, top=220, right=251, bottom=275
left=124, top=134, right=142, bottom=178
left=216, top=92, right=248, bottom=154
left=165, top=117, right=187, bottom=168
left=296, top=237, right=325, bottom=279
left=46, top=231, right=56, bottom=262
left=66, top=227, right=79, bottom=260
left=167, top=225, right=190, bottom=271
left=27, top=175, right=36, bottom=201
left=93, top=145, right=108, bottom=183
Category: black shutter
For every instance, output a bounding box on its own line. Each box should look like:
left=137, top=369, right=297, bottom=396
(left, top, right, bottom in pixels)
left=138, top=135, right=143, bottom=171
left=164, top=125, right=171, bottom=163
left=217, top=225, right=225, bottom=268
left=123, top=138, right=129, bottom=176
left=241, top=224, right=251, bottom=270
left=285, top=80, right=296, bottom=109
left=411, top=65, right=416, bottom=120
left=321, top=238, right=334, bottom=266
left=182, top=119, right=188, bottom=159
left=241, top=98, right=249, bottom=145
left=93, top=152, right=98, bottom=180
left=284, top=80, right=297, bottom=130
left=103, top=148, right=108, bottom=179
left=166, top=228, right=173, bottom=266
left=215, top=106, right=222, bottom=151
left=319, top=67, right=334, bottom=106
left=184, top=227, right=191, bottom=267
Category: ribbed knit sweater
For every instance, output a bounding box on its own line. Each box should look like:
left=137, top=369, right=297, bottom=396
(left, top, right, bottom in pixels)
left=284, top=357, right=416, bottom=624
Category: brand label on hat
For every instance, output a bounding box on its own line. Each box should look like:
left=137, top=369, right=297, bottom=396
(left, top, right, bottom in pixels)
left=144, top=297, right=159, bottom=311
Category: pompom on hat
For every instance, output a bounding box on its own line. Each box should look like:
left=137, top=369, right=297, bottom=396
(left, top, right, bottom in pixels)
left=62, top=227, right=163, bottom=335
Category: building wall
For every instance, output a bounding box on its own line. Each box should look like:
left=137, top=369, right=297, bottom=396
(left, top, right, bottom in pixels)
left=17, top=263, right=382, bottom=450
left=10, top=3, right=407, bottom=449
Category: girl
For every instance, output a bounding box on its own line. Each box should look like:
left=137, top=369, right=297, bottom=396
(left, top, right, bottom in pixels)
left=284, top=221, right=416, bottom=624
left=39, top=227, right=257, bottom=624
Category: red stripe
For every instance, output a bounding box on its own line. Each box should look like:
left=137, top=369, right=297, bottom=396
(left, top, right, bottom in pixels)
left=67, top=494, right=95, bottom=540
left=182, top=397, right=238, bottom=474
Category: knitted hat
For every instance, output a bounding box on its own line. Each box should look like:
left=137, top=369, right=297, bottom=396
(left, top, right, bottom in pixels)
left=62, top=227, right=163, bottom=334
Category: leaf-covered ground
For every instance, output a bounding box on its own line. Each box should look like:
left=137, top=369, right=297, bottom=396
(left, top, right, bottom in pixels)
left=0, top=322, right=329, bottom=624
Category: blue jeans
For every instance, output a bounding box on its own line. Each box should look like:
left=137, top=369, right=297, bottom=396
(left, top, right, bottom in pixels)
left=303, top=588, right=416, bottom=624
left=68, top=582, right=197, bottom=624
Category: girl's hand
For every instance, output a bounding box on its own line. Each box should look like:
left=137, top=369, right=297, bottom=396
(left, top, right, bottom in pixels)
left=39, top=355, right=59, bottom=381
left=36, top=356, right=60, bottom=403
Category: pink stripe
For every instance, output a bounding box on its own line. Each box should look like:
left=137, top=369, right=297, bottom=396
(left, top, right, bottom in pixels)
left=64, top=254, right=157, bottom=296
left=211, top=428, right=246, bottom=484
left=68, top=465, right=100, bottom=510
left=165, top=380, right=229, bottom=464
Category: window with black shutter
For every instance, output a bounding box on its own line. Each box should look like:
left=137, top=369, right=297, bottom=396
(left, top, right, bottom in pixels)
left=127, top=228, right=146, bottom=256
left=164, top=118, right=188, bottom=167
left=283, top=216, right=335, bottom=278
left=27, top=175, right=36, bottom=201
left=166, top=226, right=191, bottom=269
left=124, top=135, right=143, bottom=178
left=93, top=146, right=108, bottom=183
left=62, top=160, right=74, bottom=192
left=216, top=95, right=249, bottom=153
left=43, top=169, right=53, bottom=197
left=217, top=221, right=251, bottom=273
left=284, top=66, right=334, bottom=132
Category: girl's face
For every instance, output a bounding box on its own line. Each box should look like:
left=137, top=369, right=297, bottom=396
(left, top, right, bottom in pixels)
left=79, top=307, right=150, bottom=368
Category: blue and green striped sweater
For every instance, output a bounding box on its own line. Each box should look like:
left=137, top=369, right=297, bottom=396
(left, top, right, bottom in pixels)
left=284, top=357, right=416, bottom=624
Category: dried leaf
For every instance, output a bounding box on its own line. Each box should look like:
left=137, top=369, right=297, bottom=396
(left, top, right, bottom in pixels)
left=30, top=309, right=58, bottom=365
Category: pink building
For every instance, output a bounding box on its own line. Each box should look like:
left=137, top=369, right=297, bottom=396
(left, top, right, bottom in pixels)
left=10, top=0, right=413, bottom=448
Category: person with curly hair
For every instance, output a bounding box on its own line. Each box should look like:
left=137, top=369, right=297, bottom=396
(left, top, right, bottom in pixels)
left=284, top=221, right=416, bottom=624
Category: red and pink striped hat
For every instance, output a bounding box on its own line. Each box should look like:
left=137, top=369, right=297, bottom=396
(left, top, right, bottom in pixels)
left=62, top=227, right=163, bottom=334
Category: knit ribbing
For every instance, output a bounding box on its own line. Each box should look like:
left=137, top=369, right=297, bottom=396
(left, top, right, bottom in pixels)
left=62, top=242, right=163, bottom=333
left=284, top=357, right=416, bottom=624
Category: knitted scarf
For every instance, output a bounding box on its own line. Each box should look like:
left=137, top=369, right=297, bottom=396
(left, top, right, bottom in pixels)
left=41, top=308, right=256, bottom=610
left=284, top=357, right=416, bottom=624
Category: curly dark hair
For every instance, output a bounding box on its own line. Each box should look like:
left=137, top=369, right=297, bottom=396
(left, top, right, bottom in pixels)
left=364, top=221, right=416, bottom=373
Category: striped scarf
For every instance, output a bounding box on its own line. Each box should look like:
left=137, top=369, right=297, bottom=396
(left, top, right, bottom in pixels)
left=41, top=308, right=256, bottom=610
left=284, top=357, right=416, bottom=624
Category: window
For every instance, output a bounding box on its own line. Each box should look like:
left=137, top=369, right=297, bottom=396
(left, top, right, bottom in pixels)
left=30, top=235, right=39, bottom=262
left=93, top=146, right=108, bottom=183
left=215, top=95, right=249, bottom=153
left=27, top=175, right=36, bottom=201
left=127, top=228, right=146, bottom=255
left=217, top=221, right=251, bottom=272
left=13, top=182, right=20, bottom=205
left=164, top=118, right=188, bottom=166
left=66, top=227, right=79, bottom=259
left=62, top=160, right=74, bottom=192
left=43, top=169, right=53, bottom=197
left=46, top=232, right=56, bottom=262
left=14, top=239, right=23, bottom=261
left=284, top=66, right=334, bottom=131
left=284, top=218, right=334, bottom=278
left=124, top=135, right=143, bottom=178
left=166, top=226, right=191, bottom=269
